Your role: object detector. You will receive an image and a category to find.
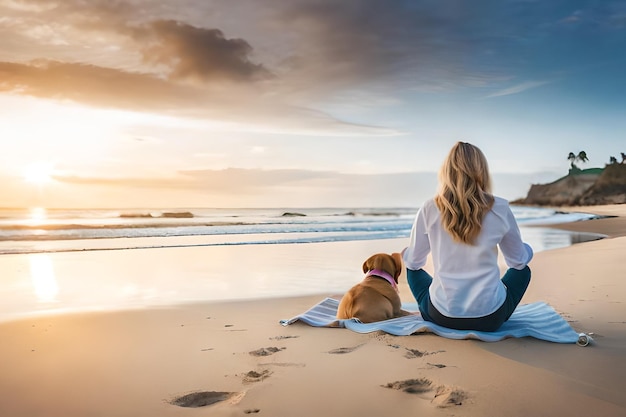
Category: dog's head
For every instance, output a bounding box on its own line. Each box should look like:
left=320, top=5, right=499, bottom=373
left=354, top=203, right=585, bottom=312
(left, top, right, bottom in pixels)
left=362, top=252, right=403, bottom=283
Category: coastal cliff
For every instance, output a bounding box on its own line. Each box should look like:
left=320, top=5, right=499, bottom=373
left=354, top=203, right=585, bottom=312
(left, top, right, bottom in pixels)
left=514, top=164, right=626, bottom=206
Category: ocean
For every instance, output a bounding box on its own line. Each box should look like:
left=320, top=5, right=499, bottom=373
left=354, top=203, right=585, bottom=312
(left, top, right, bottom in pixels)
left=0, top=206, right=606, bottom=255
left=0, top=205, right=608, bottom=321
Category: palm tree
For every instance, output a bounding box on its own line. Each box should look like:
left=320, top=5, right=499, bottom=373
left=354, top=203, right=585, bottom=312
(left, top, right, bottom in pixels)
left=567, top=152, right=577, bottom=169
left=568, top=151, right=588, bottom=171
left=567, top=152, right=576, bottom=163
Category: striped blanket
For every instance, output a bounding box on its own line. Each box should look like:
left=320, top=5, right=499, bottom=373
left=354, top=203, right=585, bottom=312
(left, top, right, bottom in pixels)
left=280, top=298, right=592, bottom=346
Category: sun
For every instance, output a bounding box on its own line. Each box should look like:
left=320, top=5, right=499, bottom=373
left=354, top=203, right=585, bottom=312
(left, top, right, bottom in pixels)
left=22, top=162, right=55, bottom=185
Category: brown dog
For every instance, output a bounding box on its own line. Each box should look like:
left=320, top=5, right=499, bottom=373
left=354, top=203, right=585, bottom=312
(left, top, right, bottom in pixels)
left=336, top=252, right=411, bottom=323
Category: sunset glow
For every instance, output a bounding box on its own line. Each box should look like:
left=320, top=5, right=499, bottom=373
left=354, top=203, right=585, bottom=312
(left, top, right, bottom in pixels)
left=22, top=162, right=55, bottom=185
left=27, top=207, right=47, bottom=224
left=29, top=254, right=59, bottom=303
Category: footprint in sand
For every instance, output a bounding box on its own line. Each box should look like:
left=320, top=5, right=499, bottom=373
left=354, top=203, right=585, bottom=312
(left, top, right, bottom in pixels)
left=404, top=348, right=426, bottom=359
left=242, top=369, right=272, bottom=383
left=404, top=348, right=446, bottom=359
left=249, top=347, right=285, bottom=356
left=327, top=343, right=364, bottom=354
left=426, top=363, right=447, bottom=368
left=383, top=378, right=466, bottom=408
left=269, top=335, right=299, bottom=340
left=169, top=391, right=239, bottom=408
left=259, top=362, right=306, bottom=368
left=383, top=378, right=433, bottom=394
left=432, top=386, right=466, bottom=407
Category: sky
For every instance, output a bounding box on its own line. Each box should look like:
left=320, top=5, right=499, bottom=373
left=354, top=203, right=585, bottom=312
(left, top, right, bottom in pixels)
left=0, top=0, right=625, bottom=209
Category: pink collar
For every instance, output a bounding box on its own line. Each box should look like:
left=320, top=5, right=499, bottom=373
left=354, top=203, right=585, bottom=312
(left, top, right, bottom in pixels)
left=365, top=269, right=398, bottom=292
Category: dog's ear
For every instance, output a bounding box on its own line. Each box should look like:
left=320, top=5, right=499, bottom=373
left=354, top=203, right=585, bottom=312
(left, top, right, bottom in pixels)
left=362, top=255, right=373, bottom=273
left=363, top=253, right=382, bottom=273
left=390, top=252, right=403, bottom=279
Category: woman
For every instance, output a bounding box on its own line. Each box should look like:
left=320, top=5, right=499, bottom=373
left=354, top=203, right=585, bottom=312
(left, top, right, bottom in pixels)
left=403, top=142, right=533, bottom=332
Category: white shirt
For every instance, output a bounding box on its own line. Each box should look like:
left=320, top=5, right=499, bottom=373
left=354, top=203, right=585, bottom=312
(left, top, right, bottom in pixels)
left=403, top=196, right=533, bottom=318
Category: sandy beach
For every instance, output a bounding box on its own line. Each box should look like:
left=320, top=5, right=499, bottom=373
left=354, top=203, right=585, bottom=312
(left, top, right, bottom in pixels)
left=1, top=205, right=625, bottom=417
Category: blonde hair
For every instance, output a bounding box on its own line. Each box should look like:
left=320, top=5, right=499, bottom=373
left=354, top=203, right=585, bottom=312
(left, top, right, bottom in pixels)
left=434, top=142, right=494, bottom=245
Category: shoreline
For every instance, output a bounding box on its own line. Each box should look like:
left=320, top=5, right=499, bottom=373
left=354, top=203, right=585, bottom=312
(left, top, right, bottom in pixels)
left=540, top=204, right=626, bottom=238
left=0, top=204, right=602, bottom=257
left=0, top=205, right=624, bottom=416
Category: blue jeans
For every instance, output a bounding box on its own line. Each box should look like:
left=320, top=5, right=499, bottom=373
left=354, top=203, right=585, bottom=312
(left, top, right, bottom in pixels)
left=406, top=266, right=531, bottom=332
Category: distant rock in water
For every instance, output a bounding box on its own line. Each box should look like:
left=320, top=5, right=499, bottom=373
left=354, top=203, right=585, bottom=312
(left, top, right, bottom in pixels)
left=120, top=213, right=153, bottom=218
left=160, top=211, right=194, bottom=218
left=343, top=211, right=399, bottom=216
left=514, top=164, right=626, bottom=206
left=281, top=212, right=306, bottom=217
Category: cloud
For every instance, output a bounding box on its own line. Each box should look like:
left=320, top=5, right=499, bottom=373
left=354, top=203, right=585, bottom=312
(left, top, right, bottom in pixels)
left=51, top=173, right=196, bottom=189
left=485, top=80, right=550, bottom=98
left=556, top=3, right=626, bottom=29
left=1, top=1, right=270, bottom=83
left=270, top=0, right=490, bottom=93
left=0, top=0, right=413, bottom=136
left=53, top=167, right=428, bottom=193
left=50, top=168, right=439, bottom=207
left=0, top=59, right=400, bottom=136
left=2, top=0, right=617, bottom=137
left=3, top=0, right=619, bottom=96
left=0, top=1, right=537, bottom=98
left=0, top=60, right=197, bottom=110
left=137, top=20, right=271, bottom=83
left=559, top=10, right=583, bottom=24
left=178, top=168, right=337, bottom=191
left=49, top=168, right=366, bottom=195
